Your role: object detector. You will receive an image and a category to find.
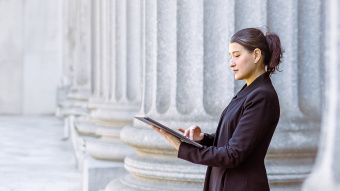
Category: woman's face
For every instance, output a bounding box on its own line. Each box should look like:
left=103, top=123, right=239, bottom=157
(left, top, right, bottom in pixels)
left=228, top=42, right=256, bottom=81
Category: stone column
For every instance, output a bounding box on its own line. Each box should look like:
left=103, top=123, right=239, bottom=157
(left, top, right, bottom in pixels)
left=76, top=0, right=141, bottom=190
left=106, top=1, right=233, bottom=190
left=57, top=0, right=77, bottom=119
left=82, top=0, right=140, bottom=163
left=217, top=0, right=324, bottom=189
left=107, top=0, right=324, bottom=190
left=233, top=0, right=267, bottom=91
left=302, top=0, right=340, bottom=190
left=265, top=0, right=323, bottom=190
left=58, top=0, right=92, bottom=120
left=69, top=0, right=92, bottom=100
left=58, top=0, right=92, bottom=170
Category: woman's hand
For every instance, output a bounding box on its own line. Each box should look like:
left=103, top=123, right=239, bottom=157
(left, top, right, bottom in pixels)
left=178, top=126, right=204, bottom=142
left=151, top=126, right=181, bottom=151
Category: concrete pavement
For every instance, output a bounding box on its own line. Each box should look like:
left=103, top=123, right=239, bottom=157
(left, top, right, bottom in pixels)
left=0, top=115, right=81, bottom=191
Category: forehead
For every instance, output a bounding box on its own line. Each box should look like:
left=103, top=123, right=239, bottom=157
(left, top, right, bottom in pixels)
left=229, top=42, right=245, bottom=54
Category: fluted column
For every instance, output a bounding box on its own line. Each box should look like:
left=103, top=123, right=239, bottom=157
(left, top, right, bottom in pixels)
left=233, top=0, right=267, bottom=91
left=204, top=1, right=235, bottom=116
left=65, top=0, right=92, bottom=101
left=72, top=0, right=92, bottom=98
left=265, top=1, right=323, bottom=189
left=73, top=0, right=141, bottom=190
left=59, top=0, right=92, bottom=171
left=58, top=0, right=92, bottom=149
left=107, top=0, right=323, bottom=190
left=58, top=0, right=91, bottom=119
left=107, top=1, right=233, bottom=190
left=56, top=0, right=74, bottom=118
left=83, top=0, right=139, bottom=162
left=302, top=0, right=340, bottom=190
left=216, top=0, right=324, bottom=189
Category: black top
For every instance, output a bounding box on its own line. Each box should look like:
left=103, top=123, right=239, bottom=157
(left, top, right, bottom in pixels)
left=178, top=72, right=280, bottom=191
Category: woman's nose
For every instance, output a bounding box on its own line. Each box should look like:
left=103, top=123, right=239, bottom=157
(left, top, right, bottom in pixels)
left=229, top=59, right=235, bottom=67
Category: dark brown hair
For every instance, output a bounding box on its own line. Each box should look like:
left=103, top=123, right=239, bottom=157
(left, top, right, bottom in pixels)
left=230, top=27, right=283, bottom=75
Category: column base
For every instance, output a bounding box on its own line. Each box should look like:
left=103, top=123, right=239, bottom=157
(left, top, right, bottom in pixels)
left=269, top=182, right=302, bottom=191
left=70, top=117, right=98, bottom=170
left=76, top=118, right=136, bottom=161
left=302, top=167, right=340, bottom=191
left=265, top=153, right=315, bottom=191
left=75, top=118, right=101, bottom=136
left=86, top=138, right=135, bottom=161
left=83, top=156, right=127, bottom=191
left=106, top=174, right=203, bottom=191
left=59, top=99, right=89, bottom=117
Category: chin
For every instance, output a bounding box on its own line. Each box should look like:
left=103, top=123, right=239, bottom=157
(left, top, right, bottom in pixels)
left=234, top=75, right=242, bottom=81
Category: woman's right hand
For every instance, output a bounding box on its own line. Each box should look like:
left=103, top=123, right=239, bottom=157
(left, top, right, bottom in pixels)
left=178, top=126, right=204, bottom=142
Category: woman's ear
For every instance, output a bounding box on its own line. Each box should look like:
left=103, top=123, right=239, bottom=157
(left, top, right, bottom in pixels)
left=254, top=48, right=262, bottom=63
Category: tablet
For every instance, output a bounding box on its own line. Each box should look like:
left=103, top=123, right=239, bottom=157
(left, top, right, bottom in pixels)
left=135, top=116, right=203, bottom=148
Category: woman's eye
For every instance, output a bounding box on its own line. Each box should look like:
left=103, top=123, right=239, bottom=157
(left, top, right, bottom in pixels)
left=235, top=55, right=240, bottom=57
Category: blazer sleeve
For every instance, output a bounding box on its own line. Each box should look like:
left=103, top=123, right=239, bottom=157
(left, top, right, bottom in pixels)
left=199, top=133, right=215, bottom=146
left=178, top=90, right=278, bottom=168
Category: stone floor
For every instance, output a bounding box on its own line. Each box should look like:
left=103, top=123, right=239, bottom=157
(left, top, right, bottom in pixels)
left=0, top=115, right=81, bottom=191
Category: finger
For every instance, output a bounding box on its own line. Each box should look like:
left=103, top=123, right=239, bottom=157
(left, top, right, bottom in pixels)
left=158, top=128, right=164, bottom=134
left=178, top=128, right=185, bottom=133
left=159, top=129, right=171, bottom=138
left=154, top=127, right=166, bottom=137
left=151, top=125, right=160, bottom=132
left=162, top=131, right=178, bottom=141
left=184, top=129, right=190, bottom=137
left=189, top=125, right=196, bottom=129
left=199, top=132, right=205, bottom=139
left=151, top=125, right=159, bottom=129
left=190, top=129, right=194, bottom=140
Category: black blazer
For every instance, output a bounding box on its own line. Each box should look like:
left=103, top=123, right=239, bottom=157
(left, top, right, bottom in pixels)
left=178, top=72, right=280, bottom=191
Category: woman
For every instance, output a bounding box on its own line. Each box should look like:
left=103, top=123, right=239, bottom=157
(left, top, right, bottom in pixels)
left=152, top=27, right=283, bottom=191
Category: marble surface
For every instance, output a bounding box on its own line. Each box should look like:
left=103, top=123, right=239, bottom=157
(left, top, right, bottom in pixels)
left=0, top=115, right=81, bottom=191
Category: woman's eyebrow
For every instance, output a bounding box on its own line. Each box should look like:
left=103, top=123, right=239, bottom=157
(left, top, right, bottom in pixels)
left=229, top=51, right=240, bottom=54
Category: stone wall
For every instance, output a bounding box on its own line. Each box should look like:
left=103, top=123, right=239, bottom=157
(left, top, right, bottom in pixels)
left=0, top=0, right=63, bottom=115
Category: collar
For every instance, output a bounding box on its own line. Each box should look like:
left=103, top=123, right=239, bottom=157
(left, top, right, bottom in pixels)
left=233, top=72, right=271, bottom=99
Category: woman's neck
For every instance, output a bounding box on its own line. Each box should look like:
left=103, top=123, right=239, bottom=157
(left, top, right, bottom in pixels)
left=245, top=69, right=266, bottom=86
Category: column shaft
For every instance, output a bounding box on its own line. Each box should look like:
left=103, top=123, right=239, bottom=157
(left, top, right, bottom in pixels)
left=203, top=0, right=235, bottom=117
left=75, top=0, right=141, bottom=189
left=302, top=0, right=340, bottom=190
left=266, top=0, right=323, bottom=188
left=115, top=0, right=127, bottom=102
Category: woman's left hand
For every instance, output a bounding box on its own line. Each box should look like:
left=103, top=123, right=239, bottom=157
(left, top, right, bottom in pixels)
left=151, top=125, right=181, bottom=151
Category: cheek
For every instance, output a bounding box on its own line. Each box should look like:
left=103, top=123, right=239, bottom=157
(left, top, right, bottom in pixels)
left=237, top=57, right=247, bottom=68
left=237, top=56, right=252, bottom=68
